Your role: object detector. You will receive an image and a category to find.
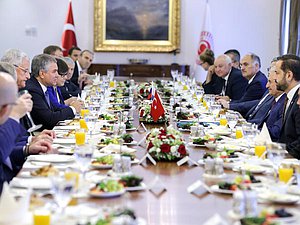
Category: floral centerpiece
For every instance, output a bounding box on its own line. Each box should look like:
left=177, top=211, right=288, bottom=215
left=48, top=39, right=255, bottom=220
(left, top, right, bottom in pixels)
left=146, top=126, right=188, bottom=161
left=139, top=103, right=168, bottom=124
left=138, top=83, right=151, bottom=98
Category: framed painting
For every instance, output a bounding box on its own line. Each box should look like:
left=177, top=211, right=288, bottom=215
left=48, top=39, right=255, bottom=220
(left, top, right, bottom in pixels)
left=94, top=0, right=181, bottom=52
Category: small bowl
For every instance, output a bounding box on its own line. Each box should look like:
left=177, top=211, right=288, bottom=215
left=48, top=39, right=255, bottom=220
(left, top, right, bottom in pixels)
left=204, top=142, right=217, bottom=150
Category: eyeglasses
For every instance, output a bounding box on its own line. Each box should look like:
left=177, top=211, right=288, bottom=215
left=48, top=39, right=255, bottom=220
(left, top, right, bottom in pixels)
left=14, top=64, right=30, bottom=74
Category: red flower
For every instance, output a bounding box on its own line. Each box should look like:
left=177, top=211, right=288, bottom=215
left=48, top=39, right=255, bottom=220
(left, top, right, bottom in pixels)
left=140, top=89, right=144, bottom=94
left=178, top=144, right=187, bottom=155
left=159, top=129, right=167, bottom=136
left=140, top=109, right=144, bottom=117
left=161, top=143, right=171, bottom=153
left=147, top=141, right=154, bottom=150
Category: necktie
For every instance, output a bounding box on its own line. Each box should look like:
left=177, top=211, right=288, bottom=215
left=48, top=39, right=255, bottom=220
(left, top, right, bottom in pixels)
left=44, top=90, right=51, bottom=107
left=4, top=157, right=13, bottom=170
left=282, top=96, right=289, bottom=122
left=221, top=79, right=226, bottom=96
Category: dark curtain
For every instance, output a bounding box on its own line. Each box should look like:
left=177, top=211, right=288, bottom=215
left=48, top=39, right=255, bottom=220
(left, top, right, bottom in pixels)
left=280, top=0, right=300, bottom=55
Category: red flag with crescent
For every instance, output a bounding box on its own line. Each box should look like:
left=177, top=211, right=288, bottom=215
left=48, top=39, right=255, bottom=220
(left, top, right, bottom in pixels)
left=150, top=90, right=165, bottom=122
left=61, top=1, right=77, bottom=56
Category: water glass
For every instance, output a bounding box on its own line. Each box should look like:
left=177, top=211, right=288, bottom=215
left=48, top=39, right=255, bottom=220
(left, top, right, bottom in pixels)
left=121, top=156, right=131, bottom=173
left=74, top=145, right=93, bottom=174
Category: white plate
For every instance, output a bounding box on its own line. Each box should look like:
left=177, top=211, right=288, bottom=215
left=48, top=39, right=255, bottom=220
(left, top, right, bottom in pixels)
left=57, top=147, right=74, bottom=154
left=125, top=182, right=147, bottom=192
left=210, top=185, right=235, bottom=194
left=287, top=185, right=300, bottom=196
left=258, top=192, right=300, bottom=204
left=216, top=144, right=247, bottom=152
left=19, top=170, right=62, bottom=178
left=233, top=164, right=268, bottom=174
left=90, top=163, right=113, bottom=169
left=27, top=154, right=75, bottom=163
left=53, top=138, right=75, bottom=144
left=100, top=144, right=137, bottom=154
left=10, top=177, right=52, bottom=190
left=188, top=142, right=205, bottom=147
left=89, top=189, right=125, bottom=198
left=203, top=173, right=227, bottom=181
left=178, top=128, right=190, bottom=132
left=54, top=125, right=79, bottom=130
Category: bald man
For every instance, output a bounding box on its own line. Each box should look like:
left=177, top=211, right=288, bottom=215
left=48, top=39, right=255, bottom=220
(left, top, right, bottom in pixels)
left=203, top=54, right=248, bottom=100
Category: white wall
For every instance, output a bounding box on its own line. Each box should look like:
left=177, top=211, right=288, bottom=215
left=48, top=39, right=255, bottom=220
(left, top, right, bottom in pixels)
left=0, top=0, right=281, bottom=81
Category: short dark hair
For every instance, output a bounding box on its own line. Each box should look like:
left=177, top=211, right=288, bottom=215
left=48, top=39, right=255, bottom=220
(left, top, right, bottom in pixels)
left=68, top=46, right=81, bottom=56
left=31, top=54, right=57, bottom=78
left=43, top=45, right=62, bottom=55
left=278, top=54, right=300, bottom=81
left=199, top=49, right=215, bottom=66
left=224, top=49, right=240, bottom=63
left=56, top=57, right=68, bottom=76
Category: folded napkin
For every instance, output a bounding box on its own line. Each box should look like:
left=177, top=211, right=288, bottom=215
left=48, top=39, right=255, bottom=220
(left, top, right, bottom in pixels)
left=101, top=144, right=137, bottom=154
left=0, top=183, right=31, bottom=224
left=202, top=213, right=228, bottom=225
left=254, top=123, right=271, bottom=144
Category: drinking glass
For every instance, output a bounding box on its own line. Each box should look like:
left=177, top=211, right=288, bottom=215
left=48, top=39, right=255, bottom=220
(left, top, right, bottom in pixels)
left=74, top=145, right=93, bottom=176
left=75, top=129, right=86, bottom=146
left=18, top=90, right=42, bottom=132
left=171, top=70, right=178, bottom=82
left=210, top=104, right=221, bottom=117
left=51, top=175, right=75, bottom=214
left=226, top=113, right=238, bottom=130
left=267, top=143, right=286, bottom=169
left=107, top=69, right=115, bottom=81
left=85, top=115, right=97, bottom=137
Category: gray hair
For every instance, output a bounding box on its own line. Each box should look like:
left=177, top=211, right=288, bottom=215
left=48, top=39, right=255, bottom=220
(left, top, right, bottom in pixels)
left=63, top=57, right=75, bottom=67
left=217, top=54, right=232, bottom=65
left=0, top=62, right=17, bottom=80
left=1, top=49, right=29, bottom=66
left=247, top=53, right=261, bottom=68
left=31, top=54, right=57, bottom=77
left=80, top=49, right=94, bottom=56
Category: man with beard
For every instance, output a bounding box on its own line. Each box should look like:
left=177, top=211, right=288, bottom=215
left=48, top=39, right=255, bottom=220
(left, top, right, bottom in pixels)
left=276, top=54, right=300, bottom=158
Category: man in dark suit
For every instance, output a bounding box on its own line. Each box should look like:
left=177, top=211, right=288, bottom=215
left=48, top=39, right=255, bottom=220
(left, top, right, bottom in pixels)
left=60, top=57, right=81, bottom=99
left=203, top=54, right=248, bottom=100
left=0, top=72, right=53, bottom=193
left=47, top=57, right=82, bottom=109
left=276, top=54, right=300, bottom=159
left=26, top=54, right=82, bottom=130
left=71, top=50, right=94, bottom=89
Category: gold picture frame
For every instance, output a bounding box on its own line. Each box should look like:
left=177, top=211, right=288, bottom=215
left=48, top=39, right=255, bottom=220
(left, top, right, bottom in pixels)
left=94, top=0, right=180, bottom=52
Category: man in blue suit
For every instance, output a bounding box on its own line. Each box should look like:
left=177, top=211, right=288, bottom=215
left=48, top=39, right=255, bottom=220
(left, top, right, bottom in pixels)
left=203, top=54, right=248, bottom=100
left=26, top=54, right=82, bottom=130
left=276, top=54, right=300, bottom=159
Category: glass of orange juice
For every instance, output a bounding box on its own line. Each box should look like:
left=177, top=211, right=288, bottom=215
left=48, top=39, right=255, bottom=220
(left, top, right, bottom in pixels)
left=80, top=109, right=90, bottom=118
left=79, top=119, right=88, bottom=131
left=33, top=209, right=51, bottom=225
left=254, top=145, right=266, bottom=158
left=235, top=127, right=243, bottom=139
left=278, top=167, right=293, bottom=183
left=64, top=170, right=80, bottom=190
left=75, top=129, right=86, bottom=146
left=109, top=80, right=115, bottom=88
left=219, top=115, right=228, bottom=126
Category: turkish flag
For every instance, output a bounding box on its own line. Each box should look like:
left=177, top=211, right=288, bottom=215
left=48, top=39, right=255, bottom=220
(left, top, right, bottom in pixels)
left=61, top=1, right=77, bottom=56
left=151, top=90, right=165, bottom=122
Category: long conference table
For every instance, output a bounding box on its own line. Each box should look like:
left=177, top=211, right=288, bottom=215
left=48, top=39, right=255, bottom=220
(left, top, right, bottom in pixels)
left=15, top=83, right=300, bottom=225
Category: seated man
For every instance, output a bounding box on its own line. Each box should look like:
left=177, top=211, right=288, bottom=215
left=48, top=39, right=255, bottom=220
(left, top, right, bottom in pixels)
left=58, top=57, right=81, bottom=100
left=217, top=53, right=267, bottom=103
left=0, top=72, right=53, bottom=192
left=26, top=54, right=82, bottom=130
left=47, top=58, right=81, bottom=109
left=202, top=54, right=248, bottom=100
